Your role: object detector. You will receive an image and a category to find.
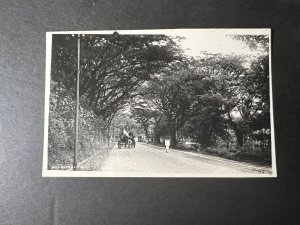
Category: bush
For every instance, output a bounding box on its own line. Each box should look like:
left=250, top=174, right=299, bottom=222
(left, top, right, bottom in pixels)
left=48, top=81, right=112, bottom=169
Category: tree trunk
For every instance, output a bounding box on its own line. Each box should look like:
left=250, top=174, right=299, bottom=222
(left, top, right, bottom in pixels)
left=154, top=125, right=161, bottom=144
left=155, top=133, right=161, bottom=144
left=170, top=128, right=177, bottom=148
left=198, top=124, right=211, bottom=149
left=235, top=130, right=244, bottom=147
left=234, top=128, right=244, bottom=148
left=143, top=124, right=149, bottom=139
left=228, top=120, right=244, bottom=148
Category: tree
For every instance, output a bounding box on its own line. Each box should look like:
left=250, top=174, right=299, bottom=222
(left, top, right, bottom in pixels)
left=229, top=35, right=270, bottom=145
left=113, top=112, right=143, bottom=137
left=48, top=80, right=106, bottom=167
left=143, top=61, right=195, bottom=148
left=51, top=33, right=181, bottom=129
left=130, top=100, right=164, bottom=142
left=230, top=35, right=269, bottom=52
left=172, top=56, right=237, bottom=148
left=130, top=107, right=152, bottom=138
left=177, top=55, right=244, bottom=148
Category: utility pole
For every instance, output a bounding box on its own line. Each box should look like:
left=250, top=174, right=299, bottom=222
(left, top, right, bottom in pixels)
left=262, top=128, right=265, bottom=152
left=73, top=34, right=81, bottom=170
left=107, top=124, right=110, bottom=147
left=112, top=118, right=115, bottom=143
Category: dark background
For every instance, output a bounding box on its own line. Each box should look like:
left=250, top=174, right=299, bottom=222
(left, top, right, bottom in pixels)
left=1, top=0, right=299, bottom=224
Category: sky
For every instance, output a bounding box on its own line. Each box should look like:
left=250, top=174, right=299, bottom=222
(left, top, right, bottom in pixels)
left=53, top=29, right=270, bottom=57
left=163, top=29, right=270, bottom=57
left=178, top=31, right=253, bottom=56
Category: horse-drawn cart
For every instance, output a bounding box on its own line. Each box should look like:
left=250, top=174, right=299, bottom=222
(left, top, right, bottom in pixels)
left=117, top=130, right=135, bottom=149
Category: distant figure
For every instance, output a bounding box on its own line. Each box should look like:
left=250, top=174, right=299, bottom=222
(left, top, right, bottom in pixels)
left=165, top=137, right=170, bottom=153
left=128, top=132, right=136, bottom=148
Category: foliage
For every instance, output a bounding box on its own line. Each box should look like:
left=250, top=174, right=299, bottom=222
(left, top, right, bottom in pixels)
left=130, top=107, right=153, bottom=138
left=48, top=81, right=75, bottom=166
left=51, top=33, right=181, bottom=127
left=113, top=112, right=143, bottom=136
left=131, top=44, right=270, bottom=150
left=230, top=34, right=269, bottom=52
left=48, top=80, right=108, bottom=168
left=49, top=33, right=182, bottom=166
left=142, top=61, right=197, bottom=147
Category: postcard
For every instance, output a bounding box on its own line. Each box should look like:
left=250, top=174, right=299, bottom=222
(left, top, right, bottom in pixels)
left=43, top=29, right=276, bottom=177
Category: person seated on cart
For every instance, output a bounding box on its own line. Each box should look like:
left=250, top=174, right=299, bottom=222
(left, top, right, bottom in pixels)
left=128, top=132, right=136, bottom=148
left=118, top=130, right=128, bottom=148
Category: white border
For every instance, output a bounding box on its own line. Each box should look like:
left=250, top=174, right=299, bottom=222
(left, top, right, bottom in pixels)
left=42, top=32, right=52, bottom=177
left=268, top=29, right=277, bottom=177
left=42, top=29, right=276, bottom=178
left=47, top=28, right=271, bottom=35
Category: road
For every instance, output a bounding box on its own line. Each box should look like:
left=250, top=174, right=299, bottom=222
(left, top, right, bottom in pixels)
left=78, top=142, right=272, bottom=176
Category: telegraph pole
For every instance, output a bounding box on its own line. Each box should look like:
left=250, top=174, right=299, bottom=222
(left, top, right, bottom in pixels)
left=107, top=124, right=110, bottom=147
left=262, top=128, right=266, bottom=152
left=73, top=34, right=81, bottom=170
left=112, top=118, right=115, bottom=143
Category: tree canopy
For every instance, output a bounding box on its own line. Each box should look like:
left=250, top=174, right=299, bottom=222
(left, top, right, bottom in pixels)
left=51, top=33, right=182, bottom=127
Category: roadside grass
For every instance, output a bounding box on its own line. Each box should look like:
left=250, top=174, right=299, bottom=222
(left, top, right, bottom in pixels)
left=146, top=142, right=272, bottom=167
left=48, top=141, right=114, bottom=170
left=198, top=147, right=272, bottom=167
left=76, top=143, right=116, bottom=171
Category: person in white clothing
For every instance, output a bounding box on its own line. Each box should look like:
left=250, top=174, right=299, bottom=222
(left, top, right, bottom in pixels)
left=165, top=137, right=170, bottom=153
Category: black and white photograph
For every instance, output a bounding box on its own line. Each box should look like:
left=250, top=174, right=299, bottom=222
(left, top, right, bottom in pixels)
left=43, top=29, right=276, bottom=177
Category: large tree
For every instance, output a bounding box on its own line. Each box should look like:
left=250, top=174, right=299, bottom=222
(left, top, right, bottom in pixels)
left=198, top=52, right=270, bottom=148
left=130, top=99, right=164, bottom=142
left=51, top=33, right=181, bottom=129
left=178, top=56, right=239, bottom=148
left=144, top=61, right=196, bottom=148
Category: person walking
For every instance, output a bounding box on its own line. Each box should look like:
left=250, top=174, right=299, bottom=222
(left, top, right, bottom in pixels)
left=165, top=137, right=170, bottom=153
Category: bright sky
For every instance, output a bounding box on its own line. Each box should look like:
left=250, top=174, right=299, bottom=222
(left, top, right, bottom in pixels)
left=53, top=29, right=270, bottom=57
left=178, top=31, right=253, bottom=56
left=164, top=29, right=270, bottom=57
